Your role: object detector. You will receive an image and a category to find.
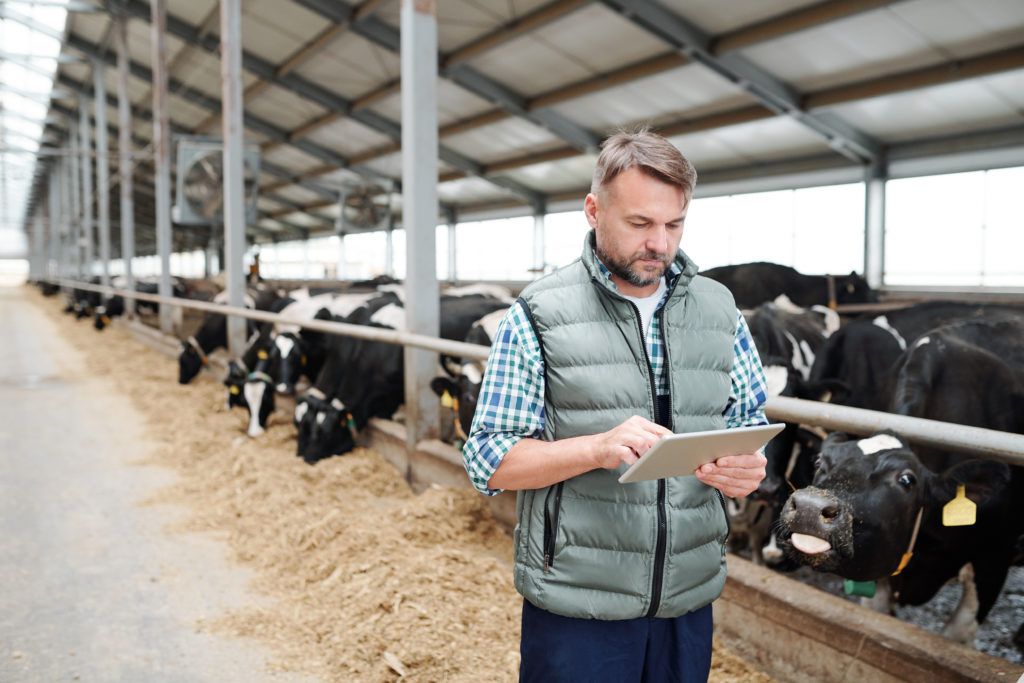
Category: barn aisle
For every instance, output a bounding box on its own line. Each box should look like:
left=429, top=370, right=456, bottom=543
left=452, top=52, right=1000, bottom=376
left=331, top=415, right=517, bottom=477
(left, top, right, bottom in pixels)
left=0, top=286, right=315, bottom=683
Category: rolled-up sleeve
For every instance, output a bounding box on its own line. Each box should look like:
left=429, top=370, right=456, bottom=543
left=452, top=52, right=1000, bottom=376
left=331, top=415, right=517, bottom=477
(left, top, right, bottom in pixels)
left=462, top=301, right=546, bottom=495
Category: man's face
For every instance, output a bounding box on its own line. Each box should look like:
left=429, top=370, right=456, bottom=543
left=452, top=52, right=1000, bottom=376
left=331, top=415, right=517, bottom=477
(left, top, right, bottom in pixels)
left=584, top=166, right=687, bottom=296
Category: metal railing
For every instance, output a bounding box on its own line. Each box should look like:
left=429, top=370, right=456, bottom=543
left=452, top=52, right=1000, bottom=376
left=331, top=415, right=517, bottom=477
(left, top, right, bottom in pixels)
left=49, top=278, right=1024, bottom=467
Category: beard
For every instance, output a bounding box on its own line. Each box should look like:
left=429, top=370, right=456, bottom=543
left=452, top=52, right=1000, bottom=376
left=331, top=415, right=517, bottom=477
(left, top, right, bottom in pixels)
left=596, top=242, right=672, bottom=288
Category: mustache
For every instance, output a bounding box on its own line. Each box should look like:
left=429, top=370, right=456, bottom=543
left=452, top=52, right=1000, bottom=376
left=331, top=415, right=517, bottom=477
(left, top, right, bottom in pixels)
left=633, top=251, right=670, bottom=262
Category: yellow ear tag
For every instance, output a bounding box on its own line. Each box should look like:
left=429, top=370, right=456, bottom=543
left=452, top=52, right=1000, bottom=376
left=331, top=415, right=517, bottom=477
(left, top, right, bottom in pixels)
left=257, top=350, right=268, bottom=360
left=440, top=390, right=454, bottom=408
left=451, top=398, right=459, bottom=412
left=229, top=385, right=240, bottom=395
left=301, top=355, right=307, bottom=365
left=942, top=485, right=976, bottom=526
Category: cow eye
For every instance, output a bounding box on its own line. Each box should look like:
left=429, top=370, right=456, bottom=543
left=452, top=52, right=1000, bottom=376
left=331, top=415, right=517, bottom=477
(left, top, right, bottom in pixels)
left=896, top=471, right=916, bottom=489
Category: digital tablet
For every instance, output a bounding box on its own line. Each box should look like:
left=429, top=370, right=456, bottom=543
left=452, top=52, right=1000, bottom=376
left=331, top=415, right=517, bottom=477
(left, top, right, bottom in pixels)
left=618, top=423, right=784, bottom=484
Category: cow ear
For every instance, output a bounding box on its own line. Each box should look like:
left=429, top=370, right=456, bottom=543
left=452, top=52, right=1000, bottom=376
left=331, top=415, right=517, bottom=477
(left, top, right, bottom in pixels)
left=430, top=377, right=457, bottom=397
left=927, top=459, right=1011, bottom=509
left=822, top=431, right=848, bottom=449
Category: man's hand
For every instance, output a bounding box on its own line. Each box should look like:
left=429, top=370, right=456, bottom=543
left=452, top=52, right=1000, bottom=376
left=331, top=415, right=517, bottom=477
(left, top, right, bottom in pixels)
left=589, top=415, right=672, bottom=470
left=694, top=452, right=767, bottom=498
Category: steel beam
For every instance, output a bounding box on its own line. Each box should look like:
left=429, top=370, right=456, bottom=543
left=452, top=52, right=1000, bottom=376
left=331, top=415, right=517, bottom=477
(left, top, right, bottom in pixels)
left=79, top=96, right=94, bottom=279
left=94, top=62, right=112, bottom=291
left=220, top=0, right=248, bottom=358
left=401, top=0, right=441, bottom=457
left=151, top=0, right=174, bottom=333
left=69, top=121, right=82, bottom=278
left=116, top=16, right=136, bottom=316
left=599, top=0, right=879, bottom=164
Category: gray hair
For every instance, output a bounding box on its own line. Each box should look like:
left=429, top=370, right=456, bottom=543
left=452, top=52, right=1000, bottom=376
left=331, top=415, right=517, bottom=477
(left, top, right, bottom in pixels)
left=590, top=128, right=697, bottom=200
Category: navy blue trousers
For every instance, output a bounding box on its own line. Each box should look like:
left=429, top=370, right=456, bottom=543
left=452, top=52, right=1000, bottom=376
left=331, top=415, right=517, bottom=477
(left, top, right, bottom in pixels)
left=519, top=599, right=714, bottom=683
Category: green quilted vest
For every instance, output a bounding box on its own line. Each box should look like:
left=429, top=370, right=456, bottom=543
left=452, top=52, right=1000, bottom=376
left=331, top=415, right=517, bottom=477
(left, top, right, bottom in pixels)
left=513, top=231, right=737, bottom=620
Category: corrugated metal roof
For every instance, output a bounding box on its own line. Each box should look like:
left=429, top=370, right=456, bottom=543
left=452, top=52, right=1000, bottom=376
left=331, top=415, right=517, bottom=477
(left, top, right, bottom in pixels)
left=10, top=0, right=1024, bottom=255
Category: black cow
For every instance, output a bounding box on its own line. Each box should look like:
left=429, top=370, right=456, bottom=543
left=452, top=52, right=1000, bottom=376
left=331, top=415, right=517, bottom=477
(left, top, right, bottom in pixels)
left=779, top=431, right=1022, bottom=646
left=298, top=294, right=509, bottom=464
left=808, top=301, right=1024, bottom=411
left=700, top=262, right=876, bottom=309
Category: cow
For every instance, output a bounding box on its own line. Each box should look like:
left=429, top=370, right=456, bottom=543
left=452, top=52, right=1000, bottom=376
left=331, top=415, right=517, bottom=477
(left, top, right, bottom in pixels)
left=778, top=431, right=1023, bottom=646
left=700, top=262, right=876, bottom=309
left=726, top=296, right=838, bottom=565
left=297, top=294, right=509, bottom=464
left=93, top=276, right=187, bottom=331
left=429, top=306, right=508, bottom=443
left=177, top=285, right=283, bottom=384
left=781, top=318, right=1024, bottom=645
left=808, top=301, right=1024, bottom=411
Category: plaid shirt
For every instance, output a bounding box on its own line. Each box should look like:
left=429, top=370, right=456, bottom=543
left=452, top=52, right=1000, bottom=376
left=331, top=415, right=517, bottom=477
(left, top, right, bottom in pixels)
left=463, top=259, right=769, bottom=495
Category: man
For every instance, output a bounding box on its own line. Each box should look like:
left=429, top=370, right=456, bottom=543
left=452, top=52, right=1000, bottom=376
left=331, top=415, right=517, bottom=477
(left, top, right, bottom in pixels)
left=463, top=129, right=768, bottom=682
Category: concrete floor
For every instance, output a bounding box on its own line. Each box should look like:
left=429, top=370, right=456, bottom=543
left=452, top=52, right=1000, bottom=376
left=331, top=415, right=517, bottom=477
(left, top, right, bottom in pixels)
left=0, top=287, right=316, bottom=683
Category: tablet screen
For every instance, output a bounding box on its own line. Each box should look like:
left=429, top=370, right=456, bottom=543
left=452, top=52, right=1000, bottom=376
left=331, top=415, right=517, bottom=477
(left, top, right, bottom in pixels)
left=618, top=423, right=784, bottom=484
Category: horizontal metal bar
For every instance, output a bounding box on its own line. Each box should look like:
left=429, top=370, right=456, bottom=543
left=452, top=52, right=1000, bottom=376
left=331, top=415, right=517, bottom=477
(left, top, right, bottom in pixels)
left=765, top=396, right=1024, bottom=467
left=49, top=278, right=1024, bottom=466
left=51, top=279, right=491, bottom=359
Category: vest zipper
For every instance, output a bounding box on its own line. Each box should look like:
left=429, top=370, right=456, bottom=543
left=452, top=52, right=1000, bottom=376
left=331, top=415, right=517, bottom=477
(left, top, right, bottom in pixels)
left=590, top=278, right=671, bottom=617
left=542, top=482, right=564, bottom=572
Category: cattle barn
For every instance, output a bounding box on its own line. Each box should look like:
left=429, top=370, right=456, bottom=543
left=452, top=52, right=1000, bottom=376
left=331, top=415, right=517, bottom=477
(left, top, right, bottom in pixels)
left=2, top=0, right=1024, bottom=680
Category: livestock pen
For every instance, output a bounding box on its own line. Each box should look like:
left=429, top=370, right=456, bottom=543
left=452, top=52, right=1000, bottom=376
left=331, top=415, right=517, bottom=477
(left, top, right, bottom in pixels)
left=41, top=278, right=1024, bottom=682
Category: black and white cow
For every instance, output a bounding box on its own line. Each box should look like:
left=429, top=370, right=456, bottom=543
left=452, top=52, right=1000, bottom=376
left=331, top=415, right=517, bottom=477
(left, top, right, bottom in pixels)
left=808, top=301, right=1024, bottom=411
left=727, top=296, right=837, bottom=565
left=781, top=318, right=1024, bottom=645
left=93, top=276, right=187, bottom=331
left=700, top=262, right=876, bottom=309
left=297, top=294, right=509, bottom=464
left=177, top=286, right=283, bottom=384
left=430, top=306, right=509, bottom=442
left=779, top=431, right=1023, bottom=645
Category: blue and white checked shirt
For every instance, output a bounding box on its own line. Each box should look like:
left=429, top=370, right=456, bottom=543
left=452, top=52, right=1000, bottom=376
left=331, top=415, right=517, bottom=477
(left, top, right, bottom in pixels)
left=463, top=257, right=769, bottom=495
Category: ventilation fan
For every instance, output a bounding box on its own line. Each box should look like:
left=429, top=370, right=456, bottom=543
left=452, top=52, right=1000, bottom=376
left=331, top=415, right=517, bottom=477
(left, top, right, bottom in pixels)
left=337, top=181, right=394, bottom=233
left=175, top=136, right=260, bottom=225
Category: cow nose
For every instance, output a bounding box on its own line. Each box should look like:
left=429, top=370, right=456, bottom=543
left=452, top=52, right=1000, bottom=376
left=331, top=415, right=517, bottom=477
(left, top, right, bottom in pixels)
left=787, top=488, right=842, bottom=530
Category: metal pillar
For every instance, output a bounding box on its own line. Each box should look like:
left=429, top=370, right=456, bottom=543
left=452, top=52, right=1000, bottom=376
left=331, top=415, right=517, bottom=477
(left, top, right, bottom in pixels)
left=69, top=121, right=82, bottom=279
left=336, top=235, right=346, bottom=280
left=401, top=0, right=441, bottom=455
left=94, top=61, right=112, bottom=292
left=864, top=164, right=886, bottom=289
left=533, top=210, right=546, bottom=278
left=151, top=0, right=174, bottom=334
left=116, top=16, right=136, bottom=317
left=79, top=96, right=94, bottom=279
left=446, top=207, right=457, bottom=283
left=48, top=167, right=60, bottom=281
left=59, top=158, right=72, bottom=288
left=220, top=0, right=248, bottom=358
left=385, top=226, right=394, bottom=277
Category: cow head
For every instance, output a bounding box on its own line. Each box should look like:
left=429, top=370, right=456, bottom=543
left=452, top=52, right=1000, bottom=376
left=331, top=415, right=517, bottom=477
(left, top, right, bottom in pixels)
left=294, top=389, right=327, bottom=459
left=302, top=398, right=358, bottom=464
left=837, top=271, right=877, bottom=304
left=240, top=345, right=280, bottom=437
left=223, top=361, right=249, bottom=410
left=778, top=431, right=1010, bottom=582
left=178, top=337, right=208, bottom=384
left=272, top=332, right=305, bottom=395
left=430, top=359, right=485, bottom=441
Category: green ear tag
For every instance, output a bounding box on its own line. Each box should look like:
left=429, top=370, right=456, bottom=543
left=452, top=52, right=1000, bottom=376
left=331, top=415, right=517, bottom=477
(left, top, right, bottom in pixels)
left=844, top=579, right=876, bottom=598
left=346, top=414, right=357, bottom=432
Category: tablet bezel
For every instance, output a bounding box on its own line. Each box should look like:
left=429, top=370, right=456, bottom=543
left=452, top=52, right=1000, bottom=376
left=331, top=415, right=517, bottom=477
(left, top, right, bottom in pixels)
left=618, top=423, right=784, bottom=484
